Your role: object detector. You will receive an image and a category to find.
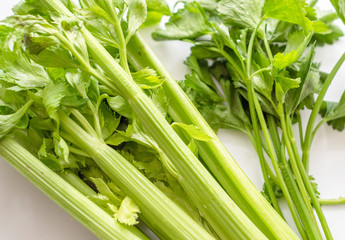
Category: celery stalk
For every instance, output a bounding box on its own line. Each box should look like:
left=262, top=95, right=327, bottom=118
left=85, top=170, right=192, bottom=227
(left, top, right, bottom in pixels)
left=39, top=0, right=271, bottom=239
left=126, top=33, right=299, bottom=240
left=0, top=136, right=147, bottom=240
left=58, top=111, right=217, bottom=240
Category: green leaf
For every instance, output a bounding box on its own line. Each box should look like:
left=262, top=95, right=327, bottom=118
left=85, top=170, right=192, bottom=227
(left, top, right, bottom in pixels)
left=107, top=95, right=133, bottom=119
left=126, top=0, right=147, bottom=41
left=42, top=83, right=67, bottom=120
left=171, top=122, right=213, bottom=141
left=0, top=100, right=32, bottom=139
left=114, top=197, right=140, bottom=225
left=320, top=91, right=345, bottom=131
left=188, top=138, right=199, bottom=157
left=99, top=100, right=121, bottom=139
left=131, top=67, right=164, bottom=89
left=273, top=31, right=312, bottom=70
left=0, top=49, right=50, bottom=89
left=285, top=44, right=322, bottom=113
left=264, top=0, right=328, bottom=33
left=143, top=0, right=171, bottom=27
left=53, top=131, right=70, bottom=164
left=184, top=72, right=223, bottom=102
left=330, top=0, right=345, bottom=24
left=221, top=79, right=251, bottom=126
left=66, top=71, right=91, bottom=97
left=185, top=56, right=215, bottom=89
left=264, top=0, right=309, bottom=30
left=90, top=177, right=122, bottom=204
left=38, top=138, right=63, bottom=170
left=152, top=2, right=211, bottom=40
left=217, top=0, right=264, bottom=30
left=275, top=75, right=301, bottom=103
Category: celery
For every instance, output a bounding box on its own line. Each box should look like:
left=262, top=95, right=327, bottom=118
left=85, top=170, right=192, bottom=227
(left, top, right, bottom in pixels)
left=0, top=136, right=147, bottom=240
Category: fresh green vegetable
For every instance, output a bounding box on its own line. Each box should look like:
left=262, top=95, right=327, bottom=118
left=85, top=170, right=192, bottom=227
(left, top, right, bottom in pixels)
left=0, top=0, right=301, bottom=239
left=0, top=136, right=147, bottom=240
left=152, top=0, right=345, bottom=239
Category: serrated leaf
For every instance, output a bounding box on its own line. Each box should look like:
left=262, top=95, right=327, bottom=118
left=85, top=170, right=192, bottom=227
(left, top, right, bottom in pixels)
left=131, top=67, right=164, bottom=89
left=143, top=0, right=171, bottom=27
left=0, top=49, right=50, bottom=90
left=152, top=2, right=211, bottom=40
left=285, top=44, right=322, bottom=113
left=171, top=122, right=213, bottom=141
left=264, top=0, right=311, bottom=31
left=53, top=131, right=70, bottom=164
left=275, top=75, right=301, bottom=103
left=99, top=100, right=121, bottom=139
left=217, top=0, right=264, bottom=30
left=0, top=100, right=32, bottom=139
left=107, top=95, right=133, bottom=119
left=42, top=83, right=66, bottom=120
left=38, top=138, right=63, bottom=170
left=320, top=91, right=345, bottom=131
left=126, top=0, right=147, bottom=41
left=273, top=31, right=312, bottom=70
left=114, top=196, right=140, bottom=226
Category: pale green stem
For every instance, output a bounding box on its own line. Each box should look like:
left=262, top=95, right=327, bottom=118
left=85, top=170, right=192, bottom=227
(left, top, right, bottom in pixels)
left=58, top=111, right=217, bottom=240
left=319, top=197, right=345, bottom=205
left=0, top=136, right=147, bottom=240
left=303, top=52, right=345, bottom=170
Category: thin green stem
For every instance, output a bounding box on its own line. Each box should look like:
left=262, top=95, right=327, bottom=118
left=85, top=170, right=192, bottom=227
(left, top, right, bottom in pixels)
left=279, top=106, right=326, bottom=240
left=296, top=111, right=304, bottom=148
left=209, top=47, right=247, bottom=80
left=284, top=113, right=333, bottom=240
left=250, top=84, right=311, bottom=239
left=248, top=67, right=271, bottom=80
left=303, top=52, right=345, bottom=169
left=319, top=197, right=345, bottom=205
left=280, top=107, right=320, bottom=216
left=70, top=108, right=99, bottom=139
left=279, top=143, right=309, bottom=240
left=263, top=27, right=273, bottom=63
left=247, top=17, right=266, bottom=75
left=58, top=171, right=98, bottom=197
left=312, top=119, right=327, bottom=142
left=69, top=146, right=90, bottom=157
left=104, top=0, right=131, bottom=74
left=268, top=115, right=322, bottom=240
left=83, top=93, right=103, bottom=139
left=245, top=84, right=283, bottom=217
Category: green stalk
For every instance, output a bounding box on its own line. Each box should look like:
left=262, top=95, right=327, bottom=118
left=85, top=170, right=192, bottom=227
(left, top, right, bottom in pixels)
left=278, top=105, right=323, bottom=240
left=39, top=2, right=275, bottom=238
left=303, top=52, right=345, bottom=170
left=126, top=34, right=298, bottom=240
left=285, top=112, right=333, bottom=240
left=282, top=110, right=332, bottom=239
left=0, top=136, right=147, bottom=240
left=319, top=197, right=345, bottom=205
left=43, top=1, right=296, bottom=239
left=245, top=82, right=283, bottom=217
left=58, top=111, right=217, bottom=240
left=103, top=0, right=131, bottom=74
left=250, top=86, right=316, bottom=239
left=267, top=115, right=308, bottom=240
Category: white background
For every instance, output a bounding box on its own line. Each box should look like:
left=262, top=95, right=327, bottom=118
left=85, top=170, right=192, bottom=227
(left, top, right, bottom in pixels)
left=1, top=0, right=345, bottom=239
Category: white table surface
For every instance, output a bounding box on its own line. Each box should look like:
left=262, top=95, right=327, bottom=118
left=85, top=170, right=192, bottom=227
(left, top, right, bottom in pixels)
left=1, top=0, right=345, bottom=239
